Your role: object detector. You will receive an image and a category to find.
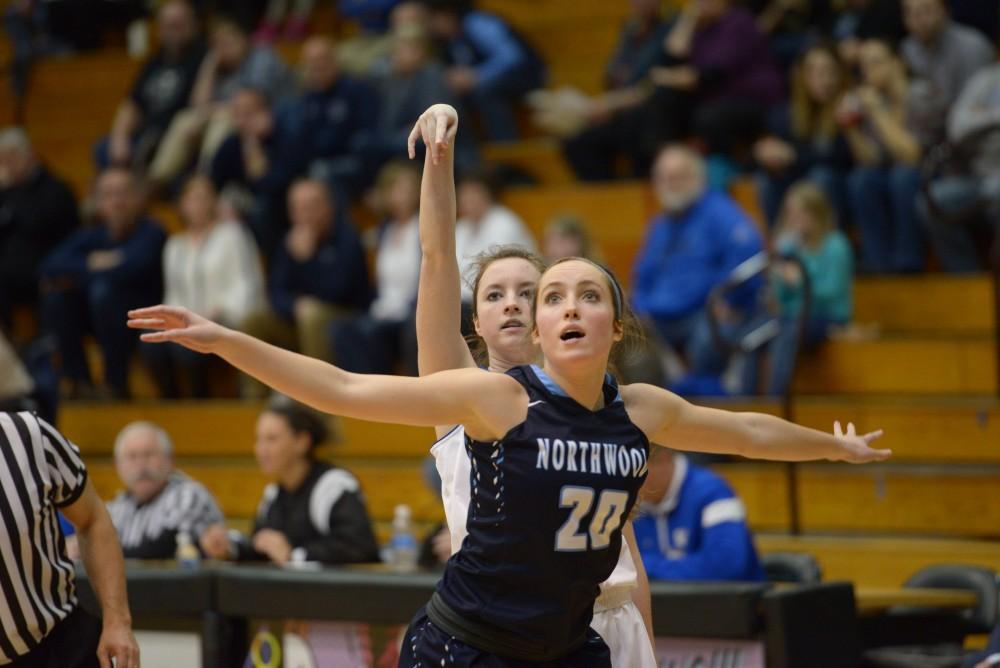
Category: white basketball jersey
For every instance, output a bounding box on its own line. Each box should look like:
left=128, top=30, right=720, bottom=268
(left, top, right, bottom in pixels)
left=429, top=425, right=637, bottom=598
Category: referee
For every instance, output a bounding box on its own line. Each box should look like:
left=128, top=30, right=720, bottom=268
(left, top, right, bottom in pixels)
left=1, top=411, right=139, bottom=667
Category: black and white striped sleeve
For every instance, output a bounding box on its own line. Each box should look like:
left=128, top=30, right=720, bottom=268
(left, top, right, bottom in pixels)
left=36, top=418, right=87, bottom=508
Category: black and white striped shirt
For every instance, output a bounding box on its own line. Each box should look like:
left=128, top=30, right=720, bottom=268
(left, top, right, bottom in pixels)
left=106, top=471, right=224, bottom=559
left=0, top=411, right=87, bottom=665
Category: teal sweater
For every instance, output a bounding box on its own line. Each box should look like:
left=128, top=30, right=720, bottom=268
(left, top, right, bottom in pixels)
left=774, top=230, right=853, bottom=323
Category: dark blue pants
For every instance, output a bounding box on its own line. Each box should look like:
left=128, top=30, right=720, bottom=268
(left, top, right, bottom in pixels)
left=847, top=165, right=925, bottom=273
left=398, top=608, right=611, bottom=668
left=743, top=316, right=836, bottom=396
left=41, top=279, right=150, bottom=395
left=330, top=314, right=417, bottom=376
left=140, top=341, right=210, bottom=398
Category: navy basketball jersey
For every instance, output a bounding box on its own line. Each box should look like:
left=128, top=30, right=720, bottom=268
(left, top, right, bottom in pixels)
left=435, top=364, right=649, bottom=657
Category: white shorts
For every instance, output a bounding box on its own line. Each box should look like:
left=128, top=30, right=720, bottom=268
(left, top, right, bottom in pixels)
left=591, top=600, right=657, bottom=668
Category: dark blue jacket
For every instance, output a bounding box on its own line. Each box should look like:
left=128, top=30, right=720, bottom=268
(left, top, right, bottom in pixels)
left=277, top=77, right=379, bottom=164
left=445, top=11, right=545, bottom=88
left=40, top=217, right=165, bottom=298
left=631, top=190, right=763, bottom=320
left=634, top=455, right=765, bottom=582
left=268, top=217, right=372, bottom=320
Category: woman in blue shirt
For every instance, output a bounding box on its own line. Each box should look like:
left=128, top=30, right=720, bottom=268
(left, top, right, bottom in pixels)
left=747, top=181, right=854, bottom=395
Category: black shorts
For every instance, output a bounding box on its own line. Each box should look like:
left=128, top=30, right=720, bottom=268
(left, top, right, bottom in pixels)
left=398, top=607, right=611, bottom=668
left=8, top=606, right=102, bottom=668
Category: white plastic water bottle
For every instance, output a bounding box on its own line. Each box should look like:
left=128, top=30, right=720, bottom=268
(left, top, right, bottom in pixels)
left=175, top=530, right=200, bottom=570
left=390, top=504, right=418, bottom=572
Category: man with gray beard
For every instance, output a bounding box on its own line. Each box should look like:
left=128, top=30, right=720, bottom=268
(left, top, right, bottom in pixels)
left=106, top=421, right=224, bottom=559
left=631, top=145, right=763, bottom=391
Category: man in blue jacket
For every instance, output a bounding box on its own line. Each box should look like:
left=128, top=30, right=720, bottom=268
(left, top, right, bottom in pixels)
left=239, top=178, right=371, bottom=398
left=631, top=145, right=763, bottom=392
left=425, top=0, right=545, bottom=140
left=634, top=448, right=765, bottom=582
left=40, top=168, right=165, bottom=399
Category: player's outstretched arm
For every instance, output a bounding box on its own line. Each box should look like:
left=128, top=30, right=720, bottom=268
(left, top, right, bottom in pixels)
left=622, top=384, right=890, bottom=464
left=409, top=104, right=477, bottom=377
left=128, top=305, right=524, bottom=433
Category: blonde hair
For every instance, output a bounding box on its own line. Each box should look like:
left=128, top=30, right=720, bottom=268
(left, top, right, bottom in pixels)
left=790, top=45, right=847, bottom=143
left=777, top=181, right=836, bottom=247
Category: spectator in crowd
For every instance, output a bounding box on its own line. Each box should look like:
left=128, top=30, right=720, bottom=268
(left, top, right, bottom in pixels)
left=424, top=0, right=546, bottom=141
left=922, top=63, right=1000, bottom=272
left=239, top=179, right=370, bottom=397
left=839, top=38, right=925, bottom=273
left=364, top=23, right=477, bottom=173
left=0, top=330, right=35, bottom=411
left=558, top=0, right=669, bottom=180
left=335, top=0, right=408, bottom=76
left=255, top=0, right=315, bottom=42
left=199, top=398, right=380, bottom=565
left=605, top=0, right=667, bottom=91
left=106, top=421, right=225, bottom=559
left=211, top=87, right=307, bottom=253
left=631, top=145, right=763, bottom=388
left=754, top=44, right=853, bottom=225
left=635, top=447, right=765, bottom=581
left=142, top=176, right=263, bottom=398
left=750, top=0, right=835, bottom=71
left=900, top=0, right=994, bottom=147
left=95, top=1, right=205, bottom=170
left=833, top=0, right=906, bottom=66
left=453, top=169, right=536, bottom=302
left=746, top=183, right=853, bottom=396
left=147, top=17, right=294, bottom=191
left=0, top=411, right=138, bottom=668
left=40, top=168, right=165, bottom=398
left=276, top=37, right=379, bottom=200
left=647, top=0, right=784, bottom=164
left=542, top=214, right=603, bottom=264
left=331, top=161, right=420, bottom=375
left=0, top=127, right=79, bottom=328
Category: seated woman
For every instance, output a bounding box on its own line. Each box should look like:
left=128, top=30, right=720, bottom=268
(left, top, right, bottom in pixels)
left=199, top=397, right=380, bottom=565
left=745, top=182, right=853, bottom=396
left=330, top=160, right=421, bottom=375
left=754, top=44, right=853, bottom=226
left=142, top=176, right=264, bottom=398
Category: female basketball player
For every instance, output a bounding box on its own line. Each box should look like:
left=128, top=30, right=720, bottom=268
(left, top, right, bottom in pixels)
left=409, top=103, right=657, bottom=666
left=129, top=257, right=887, bottom=666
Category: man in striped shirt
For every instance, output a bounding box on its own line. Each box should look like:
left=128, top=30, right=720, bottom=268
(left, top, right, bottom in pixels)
left=106, top=421, right=224, bottom=558
left=1, top=411, right=138, bottom=667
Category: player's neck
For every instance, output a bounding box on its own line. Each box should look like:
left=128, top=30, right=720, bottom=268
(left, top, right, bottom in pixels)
left=540, top=362, right=606, bottom=411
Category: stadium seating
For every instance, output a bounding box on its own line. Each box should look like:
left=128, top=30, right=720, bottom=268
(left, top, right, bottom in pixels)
left=10, top=0, right=998, bottom=591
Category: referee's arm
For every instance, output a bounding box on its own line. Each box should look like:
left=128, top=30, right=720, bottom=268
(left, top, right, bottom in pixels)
left=62, top=479, right=140, bottom=668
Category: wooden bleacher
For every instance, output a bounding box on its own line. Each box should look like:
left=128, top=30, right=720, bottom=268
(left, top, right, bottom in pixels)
left=16, top=0, right=1000, bottom=588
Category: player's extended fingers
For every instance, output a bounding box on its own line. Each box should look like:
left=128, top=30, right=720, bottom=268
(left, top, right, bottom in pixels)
left=426, top=116, right=441, bottom=164
left=434, top=112, right=448, bottom=149
left=139, top=330, right=180, bottom=343
left=407, top=121, right=421, bottom=159
left=833, top=420, right=843, bottom=437
left=862, top=429, right=884, bottom=444
left=126, top=317, right=167, bottom=330
left=96, top=646, right=112, bottom=668
left=847, top=422, right=857, bottom=437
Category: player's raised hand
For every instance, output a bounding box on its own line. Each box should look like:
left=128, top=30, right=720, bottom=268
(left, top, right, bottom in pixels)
left=127, top=305, right=227, bottom=354
left=832, top=420, right=890, bottom=463
left=408, top=104, right=459, bottom=165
